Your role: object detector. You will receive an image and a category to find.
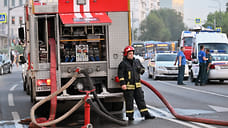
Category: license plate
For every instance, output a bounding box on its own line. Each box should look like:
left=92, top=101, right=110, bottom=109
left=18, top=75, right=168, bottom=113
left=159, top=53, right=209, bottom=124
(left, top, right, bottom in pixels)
left=37, top=86, right=51, bottom=91
left=168, top=70, right=178, bottom=74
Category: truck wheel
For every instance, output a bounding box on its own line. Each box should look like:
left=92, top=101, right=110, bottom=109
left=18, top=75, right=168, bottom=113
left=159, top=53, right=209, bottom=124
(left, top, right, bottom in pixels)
left=112, top=102, right=124, bottom=111
left=30, top=80, right=35, bottom=103
left=219, top=80, right=224, bottom=83
left=23, top=77, right=26, bottom=91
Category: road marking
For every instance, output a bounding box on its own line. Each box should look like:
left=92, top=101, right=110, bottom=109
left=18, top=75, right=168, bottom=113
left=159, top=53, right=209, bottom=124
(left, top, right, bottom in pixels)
left=134, top=104, right=201, bottom=128
left=12, top=112, right=23, bottom=128
left=192, top=122, right=217, bottom=128
left=147, top=104, right=217, bottom=128
left=10, top=84, right=18, bottom=91
left=209, top=105, right=228, bottom=112
left=8, top=93, right=15, bottom=106
left=158, top=81, right=228, bottom=98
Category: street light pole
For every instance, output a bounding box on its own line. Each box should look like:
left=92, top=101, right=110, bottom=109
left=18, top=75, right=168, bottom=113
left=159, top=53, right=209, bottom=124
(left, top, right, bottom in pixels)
left=7, top=0, right=11, bottom=56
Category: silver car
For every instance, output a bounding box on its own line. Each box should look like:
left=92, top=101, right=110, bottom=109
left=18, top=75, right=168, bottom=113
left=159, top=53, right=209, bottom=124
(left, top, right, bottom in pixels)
left=0, top=54, right=12, bottom=75
left=147, top=53, right=189, bottom=80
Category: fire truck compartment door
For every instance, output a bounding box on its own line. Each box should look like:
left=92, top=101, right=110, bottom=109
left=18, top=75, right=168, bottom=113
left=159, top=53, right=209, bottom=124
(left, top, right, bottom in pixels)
left=60, top=12, right=112, bottom=26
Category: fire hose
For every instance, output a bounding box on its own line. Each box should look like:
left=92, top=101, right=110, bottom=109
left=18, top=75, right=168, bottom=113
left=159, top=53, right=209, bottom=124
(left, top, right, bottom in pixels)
left=30, top=72, right=85, bottom=127
left=141, top=79, right=228, bottom=126
left=30, top=70, right=128, bottom=127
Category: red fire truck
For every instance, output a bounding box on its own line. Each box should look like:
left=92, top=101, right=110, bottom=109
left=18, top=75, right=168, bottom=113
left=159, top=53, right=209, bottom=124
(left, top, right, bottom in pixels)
left=19, top=0, right=131, bottom=111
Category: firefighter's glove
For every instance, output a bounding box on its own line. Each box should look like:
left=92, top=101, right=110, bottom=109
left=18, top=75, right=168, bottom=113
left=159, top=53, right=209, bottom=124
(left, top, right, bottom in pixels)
left=140, top=68, right=145, bottom=75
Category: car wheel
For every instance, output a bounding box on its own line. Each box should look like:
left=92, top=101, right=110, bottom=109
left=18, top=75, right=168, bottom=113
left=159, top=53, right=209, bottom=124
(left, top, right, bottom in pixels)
left=152, top=70, right=157, bottom=80
left=148, top=68, right=152, bottom=78
left=8, top=66, right=12, bottom=73
left=190, top=71, right=195, bottom=82
left=0, top=68, right=3, bottom=75
left=184, top=77, right=189, bottom=80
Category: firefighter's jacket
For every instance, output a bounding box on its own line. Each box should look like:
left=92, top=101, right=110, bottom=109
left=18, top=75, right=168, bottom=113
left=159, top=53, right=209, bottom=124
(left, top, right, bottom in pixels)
left=118, top=57, right=145, bottom=90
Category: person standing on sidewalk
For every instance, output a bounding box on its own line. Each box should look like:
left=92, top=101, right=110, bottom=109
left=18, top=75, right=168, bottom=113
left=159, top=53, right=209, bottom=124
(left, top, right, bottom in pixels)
left=195, top=45, right=208, bottom=86
left=174, top=47, right=186, bottom=85
left=205, top=49, right=212, bottom=84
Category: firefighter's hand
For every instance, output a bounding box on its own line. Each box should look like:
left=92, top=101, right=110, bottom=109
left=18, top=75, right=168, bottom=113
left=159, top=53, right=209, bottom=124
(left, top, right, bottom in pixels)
left=121, top=85, right=127, bottom=90
left=179, top=64, right=181, bottom=67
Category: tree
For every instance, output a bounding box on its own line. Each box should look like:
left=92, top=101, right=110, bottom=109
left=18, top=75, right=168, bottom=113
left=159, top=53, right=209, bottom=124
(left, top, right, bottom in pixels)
left=139, top=9, right=186, bottom=41
left=203, top=11, right=225, bottom=29
left=139, top=12, right=171, bottom=41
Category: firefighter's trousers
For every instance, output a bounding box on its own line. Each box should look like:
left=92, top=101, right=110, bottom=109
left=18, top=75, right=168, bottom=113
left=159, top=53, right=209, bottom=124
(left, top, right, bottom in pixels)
left=123, top=87, right=148, bottom=118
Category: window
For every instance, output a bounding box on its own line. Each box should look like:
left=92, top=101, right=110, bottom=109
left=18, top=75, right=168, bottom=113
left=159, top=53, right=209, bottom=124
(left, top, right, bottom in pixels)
left=12, top=16, right=15, bottom=24
left=19, top=17, right=23, bottom=25
left=4, top=0, right=8, bottom=7
left=12, top=0, right=15, bottom=6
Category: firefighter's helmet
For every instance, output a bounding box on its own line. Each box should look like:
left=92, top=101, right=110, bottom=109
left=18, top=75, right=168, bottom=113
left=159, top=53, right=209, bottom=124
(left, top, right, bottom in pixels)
left=124, top=46, right=134, bottom=56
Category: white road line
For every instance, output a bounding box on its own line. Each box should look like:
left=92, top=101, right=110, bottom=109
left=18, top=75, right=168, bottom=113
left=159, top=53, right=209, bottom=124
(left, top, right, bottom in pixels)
left=159, top=116, right=202, bottom=128
left=192, top=122, right=217, bottom=128
left=10, top=84, right=18, bottom=91
left=12, top=112, right=23, bottom=128
left=158, top=81, right=228, bottom=98
left=147, top=104, right=216, bottom=128
left=8, top=93, right=15, bottom=106
left=134, top=104, right=201, bottom=128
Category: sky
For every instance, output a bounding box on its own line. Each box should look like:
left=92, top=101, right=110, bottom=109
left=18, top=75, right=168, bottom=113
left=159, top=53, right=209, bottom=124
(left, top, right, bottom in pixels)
left=184, top=0, right=228, bottom=28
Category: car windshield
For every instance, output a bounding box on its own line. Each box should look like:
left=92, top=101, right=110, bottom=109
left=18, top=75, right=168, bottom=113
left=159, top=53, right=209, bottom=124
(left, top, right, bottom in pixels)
left=198, top=43, right=228, bottom=54
left=184, top=37, right=193, bottom=46
left=212, top=55, right=228, bottom=61
left=156, top=54, right=177, bottom=61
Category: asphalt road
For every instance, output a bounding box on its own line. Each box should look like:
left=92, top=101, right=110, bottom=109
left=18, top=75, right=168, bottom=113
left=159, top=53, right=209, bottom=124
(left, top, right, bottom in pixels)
left=0, top=63, right=228, bottom=128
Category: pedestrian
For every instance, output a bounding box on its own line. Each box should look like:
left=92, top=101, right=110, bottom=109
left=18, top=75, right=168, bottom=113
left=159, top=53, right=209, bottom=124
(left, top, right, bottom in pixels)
left=205, top=49, right=212, bottom=83
left=195, top=45, right=208, bottom=86
left=174, top=47, right=186, bottom=85
left=118, top=46, right=155, bottom=121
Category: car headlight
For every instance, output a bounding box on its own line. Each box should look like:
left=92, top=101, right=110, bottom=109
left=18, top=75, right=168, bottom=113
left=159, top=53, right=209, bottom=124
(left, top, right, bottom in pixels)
left=158, top=66, right=167, bottom=70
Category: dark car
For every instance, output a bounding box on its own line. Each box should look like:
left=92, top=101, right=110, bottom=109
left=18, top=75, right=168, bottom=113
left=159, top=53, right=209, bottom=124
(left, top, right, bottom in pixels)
left=0, top=54, right=12, bottom=75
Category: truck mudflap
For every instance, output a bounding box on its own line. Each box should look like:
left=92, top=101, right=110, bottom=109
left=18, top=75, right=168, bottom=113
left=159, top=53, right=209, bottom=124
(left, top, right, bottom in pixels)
left=36, top=92, right=123, bottom=101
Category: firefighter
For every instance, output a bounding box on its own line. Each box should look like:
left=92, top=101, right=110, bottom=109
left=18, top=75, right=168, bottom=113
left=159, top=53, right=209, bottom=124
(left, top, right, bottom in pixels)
left=205, top=49, right=212, bottom=83
left=118, top=46, right=155, bottom=121
left=195, top=45, right=208, bottom=86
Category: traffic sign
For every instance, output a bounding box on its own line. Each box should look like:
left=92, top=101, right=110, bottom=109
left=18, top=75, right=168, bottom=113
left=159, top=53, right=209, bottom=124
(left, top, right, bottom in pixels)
left=0, top=13, right=7, bottom=23
left=216, top=27, right=222, bottom=32
left=195, top=18, right=201, bottom=24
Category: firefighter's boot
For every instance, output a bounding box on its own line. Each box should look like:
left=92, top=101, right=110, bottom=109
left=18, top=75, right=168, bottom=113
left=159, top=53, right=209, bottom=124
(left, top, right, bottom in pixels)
left=142, top=111, right=155, bottom=120
left=126, top=113, right=134, bottom=121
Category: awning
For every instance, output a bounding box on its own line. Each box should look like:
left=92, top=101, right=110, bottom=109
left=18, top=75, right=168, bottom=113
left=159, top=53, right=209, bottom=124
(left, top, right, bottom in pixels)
left=60, top=12, right=112, bottom=26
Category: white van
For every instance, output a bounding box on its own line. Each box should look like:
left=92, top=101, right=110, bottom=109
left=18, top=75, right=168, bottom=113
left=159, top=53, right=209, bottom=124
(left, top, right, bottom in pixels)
left=191, top=31, right=228, bottom=83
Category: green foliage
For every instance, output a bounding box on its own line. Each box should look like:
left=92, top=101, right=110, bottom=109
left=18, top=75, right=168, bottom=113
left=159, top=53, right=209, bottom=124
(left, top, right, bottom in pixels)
left=139, top=8, right=186, bottom=41
left=12, top=45, right=24, bottom=54
left=203, top=10, right=228, bottom=34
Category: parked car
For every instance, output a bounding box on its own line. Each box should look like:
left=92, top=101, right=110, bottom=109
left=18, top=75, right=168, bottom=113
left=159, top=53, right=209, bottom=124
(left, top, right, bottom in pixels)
left=147, top=53, right=189, bottom=80
left=0, top=54, right=12, bottom=75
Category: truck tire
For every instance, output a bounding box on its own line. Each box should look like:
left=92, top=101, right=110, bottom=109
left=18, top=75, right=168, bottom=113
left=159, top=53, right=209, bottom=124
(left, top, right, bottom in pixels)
left=219, top=80, right=224, bottom=83
left=112, top=102, right=124, bottom=111
left=30, top=80, right=35, bottom=103
left=8, top=66, right=12, bottom=73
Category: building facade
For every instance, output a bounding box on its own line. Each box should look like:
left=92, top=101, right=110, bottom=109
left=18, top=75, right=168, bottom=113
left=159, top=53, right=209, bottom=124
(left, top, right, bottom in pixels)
left=131, top=0, right=160, bottom=40
left=0, top=0, right=26, bottom=53
left=160, top=0, right=184, bottom=16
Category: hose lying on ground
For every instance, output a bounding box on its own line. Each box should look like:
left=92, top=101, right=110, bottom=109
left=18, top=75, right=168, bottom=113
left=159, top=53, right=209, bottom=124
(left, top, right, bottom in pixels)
left=80, top=70, right=128, bottom=126
left=87, top=99, right=128, bottom=126
left=30, top=73, right=85, bottom=127
left=141, top=79, right=228, bottom=126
